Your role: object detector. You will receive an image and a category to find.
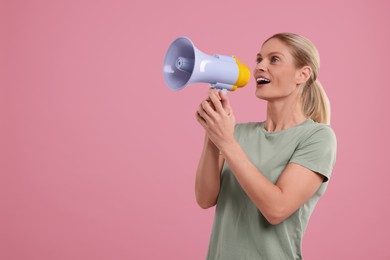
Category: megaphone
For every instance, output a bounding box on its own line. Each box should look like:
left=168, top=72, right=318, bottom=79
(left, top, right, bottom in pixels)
left=163, top=37, right=250, bottom=92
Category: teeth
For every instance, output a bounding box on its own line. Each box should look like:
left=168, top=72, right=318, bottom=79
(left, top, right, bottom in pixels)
left=256, top=77, right=271, bottom=84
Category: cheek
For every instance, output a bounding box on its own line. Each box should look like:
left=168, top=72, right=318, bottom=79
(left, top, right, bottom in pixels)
left=278, top=70, right=297, bottom=86
left=270, top=75, right=297, bottom=94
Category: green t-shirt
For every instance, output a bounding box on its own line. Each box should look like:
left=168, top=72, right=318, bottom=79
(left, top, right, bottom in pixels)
left=207, top=119, right=337, bottom=260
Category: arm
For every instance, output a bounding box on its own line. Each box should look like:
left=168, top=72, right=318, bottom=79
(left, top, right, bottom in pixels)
left=197, top=89, right=323, bottom=224
left=194, top=90, right=227, bottom=209
left=220, top=139, right=323, bottom=224
left=194, top=134, right=224, bottom=209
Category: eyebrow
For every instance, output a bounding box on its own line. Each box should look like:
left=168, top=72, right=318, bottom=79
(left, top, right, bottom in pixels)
left=257, top=51, right=285, bottom=58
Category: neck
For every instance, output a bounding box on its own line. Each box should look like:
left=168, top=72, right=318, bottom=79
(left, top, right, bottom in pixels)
left=264, top=96, right=307, bottom=132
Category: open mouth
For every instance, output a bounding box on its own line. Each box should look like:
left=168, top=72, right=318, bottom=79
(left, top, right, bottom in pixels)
left=256, top=77, right=271, bottom=85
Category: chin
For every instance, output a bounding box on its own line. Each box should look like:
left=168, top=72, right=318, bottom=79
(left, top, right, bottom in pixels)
left=255, top=92, right=286, bottom=102
left=255, top=88, right=271, bottom=101
left=255, top=94, right=271, bottom=102
left=255, top=87, right=293, bottom=102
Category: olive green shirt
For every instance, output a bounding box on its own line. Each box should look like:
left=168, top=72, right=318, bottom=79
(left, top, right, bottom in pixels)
left=207, top=119, right=337, bottom=260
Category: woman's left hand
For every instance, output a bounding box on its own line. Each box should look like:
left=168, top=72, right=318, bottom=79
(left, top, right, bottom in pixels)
left=196, top=88, right=236, bottom=151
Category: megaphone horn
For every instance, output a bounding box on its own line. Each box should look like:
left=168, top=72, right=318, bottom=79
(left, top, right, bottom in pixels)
left=163, top=37, right=250, bottom=92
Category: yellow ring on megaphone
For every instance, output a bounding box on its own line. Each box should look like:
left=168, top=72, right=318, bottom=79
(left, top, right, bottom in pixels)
left=233, top=57, right=251, bottom=90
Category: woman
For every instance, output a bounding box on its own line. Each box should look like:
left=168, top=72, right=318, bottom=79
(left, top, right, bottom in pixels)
left=195, top=33, right=337, bottom=260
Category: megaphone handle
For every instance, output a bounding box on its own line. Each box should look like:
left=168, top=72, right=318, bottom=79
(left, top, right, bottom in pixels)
left=210, top=82, right=233, bottom=91
left=210, top=87, right=227, bottom=95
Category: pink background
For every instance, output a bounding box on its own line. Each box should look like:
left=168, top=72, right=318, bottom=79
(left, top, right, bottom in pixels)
left=1, top=0, right=389, bottom=259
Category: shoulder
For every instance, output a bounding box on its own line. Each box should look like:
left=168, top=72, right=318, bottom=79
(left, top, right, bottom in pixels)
left=291, top=122, right=337, bottom=180
left=300, top=122, right=337, bottom=147
left=295, top=122, right=337, bottom=161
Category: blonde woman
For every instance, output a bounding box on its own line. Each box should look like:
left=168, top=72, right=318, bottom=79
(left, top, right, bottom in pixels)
left=195, top=33, right=337, bottom=259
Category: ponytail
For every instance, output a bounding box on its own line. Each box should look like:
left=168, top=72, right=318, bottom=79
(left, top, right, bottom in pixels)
left=301, top=79, right=330, bottom=125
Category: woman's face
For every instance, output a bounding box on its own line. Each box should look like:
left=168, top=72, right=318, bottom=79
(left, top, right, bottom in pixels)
left=254, top=38, right=304, bottom=101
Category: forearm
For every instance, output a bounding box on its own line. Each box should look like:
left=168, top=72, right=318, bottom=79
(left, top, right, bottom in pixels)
left=195, top=90, right=321, bottom=223
left=220, top=139, right=285, bottom=224
left=195, top=134, right=222, bottom=209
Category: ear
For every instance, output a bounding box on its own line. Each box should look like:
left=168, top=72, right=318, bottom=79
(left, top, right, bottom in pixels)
left=295, top=66, right=312, bottom=85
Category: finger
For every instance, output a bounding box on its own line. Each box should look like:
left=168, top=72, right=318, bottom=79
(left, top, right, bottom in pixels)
left=209, top=90, right=225, bottom=114
left=201, top=100, right=217, bottom=118
left=208, top=88, right=221, bottom=99
left=195, top=110, right=205, bottom=124
left=219, top=91, right=232, bottom=115
left=195, top=111, right=208, bottom=129
left=197, top=103, right=214, bottom=128
left=205, top=96, right=216, bottom=111
left=197, top=103, right=207, bottom=120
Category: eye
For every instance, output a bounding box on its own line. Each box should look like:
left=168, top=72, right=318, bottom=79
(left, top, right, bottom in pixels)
left=270, top=56, right=280, bottom=63
left=256, top=57, right=262, bottom=64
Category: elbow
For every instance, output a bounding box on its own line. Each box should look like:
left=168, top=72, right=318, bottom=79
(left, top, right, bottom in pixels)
left=195, top=189, right=218, bottom=209
left=198, top=203, right=215, bottom=209
left=197, top=200, right=217, bottom=209
left=262, top=207, right=289, bottom=225
left=196, top=197, right=217, bottom=209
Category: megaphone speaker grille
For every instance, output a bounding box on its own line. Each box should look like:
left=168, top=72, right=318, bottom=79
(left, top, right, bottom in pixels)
left=163, top=37, right=195, bottom=91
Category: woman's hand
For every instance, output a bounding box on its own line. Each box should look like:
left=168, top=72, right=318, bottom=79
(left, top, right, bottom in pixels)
left=196, top=88, right=236, bottom=151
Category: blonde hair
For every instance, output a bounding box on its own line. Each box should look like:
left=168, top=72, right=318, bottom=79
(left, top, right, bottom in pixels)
left=264, top=33, right=331, bottom=124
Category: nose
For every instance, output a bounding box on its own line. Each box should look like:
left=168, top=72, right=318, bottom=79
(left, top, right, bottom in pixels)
left=255, top=60, right=267, bottom=72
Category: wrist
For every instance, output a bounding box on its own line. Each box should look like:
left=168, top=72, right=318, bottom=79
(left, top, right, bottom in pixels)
left=204, top=134, right=220, bottom=154
left=217, top=136, right=237, bottom=156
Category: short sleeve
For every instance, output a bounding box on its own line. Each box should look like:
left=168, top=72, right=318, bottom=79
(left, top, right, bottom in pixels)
left=289, top=125, right=337, bottom=182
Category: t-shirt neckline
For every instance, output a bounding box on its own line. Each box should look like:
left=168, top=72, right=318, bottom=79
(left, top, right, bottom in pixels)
left=259, top=118, right=314, bottom=136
